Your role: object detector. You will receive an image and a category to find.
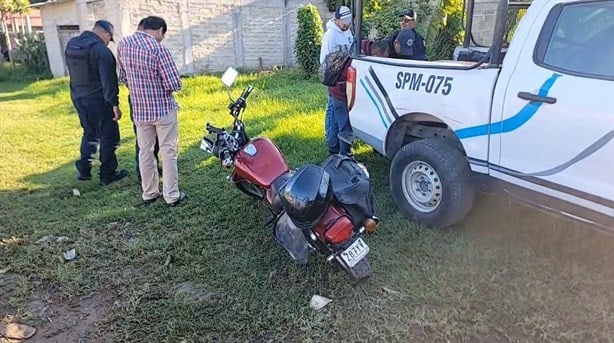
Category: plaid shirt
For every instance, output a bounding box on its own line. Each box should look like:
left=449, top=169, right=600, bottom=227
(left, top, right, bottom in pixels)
left=118, top=32, right=182, bottom=122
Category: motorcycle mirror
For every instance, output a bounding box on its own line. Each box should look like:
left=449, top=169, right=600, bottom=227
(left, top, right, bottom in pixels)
left=221, top=67, right=239, bottom=88
left=200, top=137, right=214, bottom=154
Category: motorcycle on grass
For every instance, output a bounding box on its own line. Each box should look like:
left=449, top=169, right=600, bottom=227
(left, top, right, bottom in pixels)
left=200, top=68, right=379, bottom=280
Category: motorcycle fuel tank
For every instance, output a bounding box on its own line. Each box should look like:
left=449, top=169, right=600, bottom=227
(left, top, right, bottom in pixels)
left=233, top=137, right=289, bottom=188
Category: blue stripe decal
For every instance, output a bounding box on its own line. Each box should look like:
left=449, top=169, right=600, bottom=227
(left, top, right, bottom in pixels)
left=455, top=73, right=562, bottom=139
left=360, top=78, right=389, bottom=129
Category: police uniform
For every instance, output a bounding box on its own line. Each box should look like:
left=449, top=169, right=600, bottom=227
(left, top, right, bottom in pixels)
left=387, top=29, right=426, bottom=60
left=65, top=20, right=127, bottom=184
left=386, top=9, right=427, bottom=60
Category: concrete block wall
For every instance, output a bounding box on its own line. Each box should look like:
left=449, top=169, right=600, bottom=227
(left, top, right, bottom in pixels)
left=117, top=0, right=334, bottom=75
left=471, top=0, right=499, bottom=46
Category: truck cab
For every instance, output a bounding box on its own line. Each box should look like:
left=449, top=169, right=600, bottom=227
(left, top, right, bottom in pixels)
left=347, top=0, right=614, bottom=231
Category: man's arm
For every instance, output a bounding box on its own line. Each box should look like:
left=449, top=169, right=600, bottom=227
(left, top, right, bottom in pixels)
left=117, top=42, right=127, bottom=85
left=320, top=31, right=333, bottom=64
left=157, top=47, right=181, bottom=92
left=95, top=45, right=120, bottom=106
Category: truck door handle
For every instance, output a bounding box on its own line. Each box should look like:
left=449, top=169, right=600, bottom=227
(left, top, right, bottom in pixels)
left=517, top=91, right=557, bottom=104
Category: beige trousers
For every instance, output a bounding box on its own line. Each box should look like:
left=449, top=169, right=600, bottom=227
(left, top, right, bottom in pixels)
left=135, top=109, right=180, bottom=204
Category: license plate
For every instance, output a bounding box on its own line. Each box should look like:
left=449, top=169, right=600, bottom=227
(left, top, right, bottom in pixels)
left=340, top=238, right=369, bottom=268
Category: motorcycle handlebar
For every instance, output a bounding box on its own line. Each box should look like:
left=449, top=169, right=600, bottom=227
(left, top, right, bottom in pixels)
left=206, top=123, right=225, bottom=134
left=240, top=85, right=254, bottom=101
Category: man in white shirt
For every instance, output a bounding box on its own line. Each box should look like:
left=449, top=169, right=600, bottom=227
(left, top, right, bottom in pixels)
left=319, top=6, right=353, bottom=155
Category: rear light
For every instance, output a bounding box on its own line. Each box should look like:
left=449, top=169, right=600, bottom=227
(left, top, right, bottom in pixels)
left=346, top=66, right=356, bottom=111
left=325, top=216, right=353, bottom=245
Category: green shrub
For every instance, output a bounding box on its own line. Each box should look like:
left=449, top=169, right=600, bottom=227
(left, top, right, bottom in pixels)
left=294, top=4, right=323, bottom=78
left=362, top=0, right=464, bottom=61
left=0, top=61, right=44, bottom=81
left=364, top=0, right=433, bottom=39
left=425, top=0, right=465, bottom=61
left=327, top=0, right=352, bottom=11
left=12, top=32, right=51, bottom=79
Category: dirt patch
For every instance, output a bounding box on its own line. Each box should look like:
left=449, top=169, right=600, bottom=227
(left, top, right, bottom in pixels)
left=1, top=291, right=114, bottom=343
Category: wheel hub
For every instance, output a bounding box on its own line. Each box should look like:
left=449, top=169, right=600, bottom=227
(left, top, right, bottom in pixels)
left=401, top=161, right=442, bottom=213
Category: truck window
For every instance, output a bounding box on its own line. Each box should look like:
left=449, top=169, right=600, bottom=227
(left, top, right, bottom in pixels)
left=534, top=1, right=614, bottom=80
left=470, top=1, right=529, bottom=47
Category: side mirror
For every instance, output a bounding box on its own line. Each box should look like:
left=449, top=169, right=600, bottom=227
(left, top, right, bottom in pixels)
left=200, top=137, right=214, bottom=153
left=221, top=67, right=239, bottom=88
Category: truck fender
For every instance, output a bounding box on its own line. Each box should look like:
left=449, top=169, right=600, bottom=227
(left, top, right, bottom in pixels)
left=384, top=112, right=465, bottom=158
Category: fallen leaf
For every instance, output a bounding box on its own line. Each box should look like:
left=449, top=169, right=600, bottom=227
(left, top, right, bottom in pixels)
left=0, top=267, right=10, bottom=274
left=0, top=323, right=37, bottom=340
left=62, top=249, right=76, bottom=261
left=309, top=295, right=332, bottom=310
left=72, top=189, right=81, bottom=196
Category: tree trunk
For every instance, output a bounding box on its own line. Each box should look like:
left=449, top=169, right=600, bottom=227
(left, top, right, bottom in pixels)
left=1, top=19, right=13, bottom=62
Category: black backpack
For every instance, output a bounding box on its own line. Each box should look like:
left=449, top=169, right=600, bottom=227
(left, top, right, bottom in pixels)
left=321, top=154, right=375, bottom=227
left=318, top=45, right=350, bottom=87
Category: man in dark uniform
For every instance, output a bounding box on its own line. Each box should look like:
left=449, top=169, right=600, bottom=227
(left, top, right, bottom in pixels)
left=65, top=20, right=128, bottom=185
left=387, top=9, right=427, bottom=60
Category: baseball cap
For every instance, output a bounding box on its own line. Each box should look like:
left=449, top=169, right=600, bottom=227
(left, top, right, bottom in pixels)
left=335, top=6, right=352, bottom=25
left=399, top=9, right=417, bottom=20
left=395, top=29, right=416, bottom=56
left=95, top=20, right=114, bottom=41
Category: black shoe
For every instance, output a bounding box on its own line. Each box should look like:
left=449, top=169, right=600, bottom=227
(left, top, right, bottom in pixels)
left=166, top=192, right=186, bottom=207
left=77, top=174, right=92, bottom=181
left=100, top=170, right=129, bottom=186
left=139, top=194, right=160, bottom=207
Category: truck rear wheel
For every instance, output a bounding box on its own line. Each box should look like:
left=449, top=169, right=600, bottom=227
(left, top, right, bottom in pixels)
left=390, top=139, right=474, bottom=228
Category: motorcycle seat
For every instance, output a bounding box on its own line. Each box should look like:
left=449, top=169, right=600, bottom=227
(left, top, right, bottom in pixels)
left=270, top=171, right=294, bottom=213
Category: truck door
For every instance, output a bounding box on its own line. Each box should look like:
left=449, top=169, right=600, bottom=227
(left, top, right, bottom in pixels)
left=493, top=1, right=614, bottom=226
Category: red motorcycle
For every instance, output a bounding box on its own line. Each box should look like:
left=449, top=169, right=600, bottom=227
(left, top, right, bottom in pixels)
left=200, top=68, right=378, bottom=280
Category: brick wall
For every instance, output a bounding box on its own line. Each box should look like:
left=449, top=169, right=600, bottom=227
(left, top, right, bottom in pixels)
left=117, top=0, right=333, bottom=75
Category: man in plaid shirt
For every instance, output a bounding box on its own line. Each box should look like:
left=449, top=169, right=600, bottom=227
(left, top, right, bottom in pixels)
left=118, top=16, right=185, bottom=207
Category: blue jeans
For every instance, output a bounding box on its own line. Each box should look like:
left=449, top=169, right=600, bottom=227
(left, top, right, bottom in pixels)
left=72, top=96, right=120, bottom=180
left=331, top=96, right=352, bottom=156
left=324, top=94, right=338, bottom=154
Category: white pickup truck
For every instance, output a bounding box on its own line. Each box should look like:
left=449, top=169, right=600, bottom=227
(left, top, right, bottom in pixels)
left=346, top=0, right=614, bottom=231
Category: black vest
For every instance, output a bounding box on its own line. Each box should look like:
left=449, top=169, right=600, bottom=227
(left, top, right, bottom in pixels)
left=64, top=32, right=103, bottom=98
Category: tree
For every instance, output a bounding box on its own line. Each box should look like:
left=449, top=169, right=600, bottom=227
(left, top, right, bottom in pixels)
left=0, top=0, right=30, bottom=56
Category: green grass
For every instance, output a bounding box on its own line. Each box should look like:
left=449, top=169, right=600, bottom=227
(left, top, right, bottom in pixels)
left=1, top=70, right=613, bottom=342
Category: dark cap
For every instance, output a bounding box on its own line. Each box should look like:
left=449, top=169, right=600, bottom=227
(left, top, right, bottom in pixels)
left=398, top=9, right=417, bottom=20
left=395, top=29, right=416, bottom=56
left=335, top=6, right=352, bottom=25
left=95, top=20, right=114, bottom=41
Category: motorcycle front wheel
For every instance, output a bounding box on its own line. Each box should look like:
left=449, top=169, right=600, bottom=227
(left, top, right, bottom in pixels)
left=235, top=180, right=265, bottom=199
left=345, top=257, right=372, bottom=281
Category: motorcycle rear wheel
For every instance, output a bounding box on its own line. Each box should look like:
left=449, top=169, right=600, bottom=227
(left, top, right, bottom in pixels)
left=235, top=180, right=265, bottom=199
left=345, top=257, right=372, bottom=281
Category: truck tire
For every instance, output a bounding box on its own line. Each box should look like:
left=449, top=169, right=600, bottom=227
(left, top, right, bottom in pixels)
left=390, top=139, right=474, bottom=228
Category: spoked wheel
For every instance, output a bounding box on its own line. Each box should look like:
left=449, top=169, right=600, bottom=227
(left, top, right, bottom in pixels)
left=235, top=180, right=265, bottom=199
